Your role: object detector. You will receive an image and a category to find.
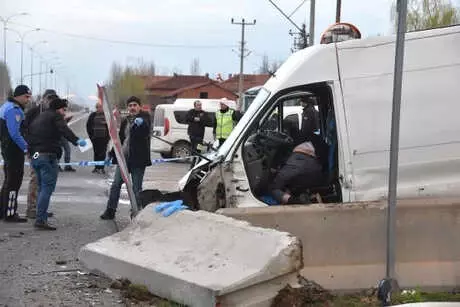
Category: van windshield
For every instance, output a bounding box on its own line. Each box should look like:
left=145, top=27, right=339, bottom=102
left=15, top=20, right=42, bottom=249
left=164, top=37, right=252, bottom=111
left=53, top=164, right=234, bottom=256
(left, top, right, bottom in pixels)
left=217, top=87, right=271, bottom=156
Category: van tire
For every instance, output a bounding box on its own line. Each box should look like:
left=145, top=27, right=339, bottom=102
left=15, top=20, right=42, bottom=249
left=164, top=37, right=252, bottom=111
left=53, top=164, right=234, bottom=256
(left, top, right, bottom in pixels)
left=171, top=141, right=192, bottom=160
left=160, top=152, right=172, bottom=159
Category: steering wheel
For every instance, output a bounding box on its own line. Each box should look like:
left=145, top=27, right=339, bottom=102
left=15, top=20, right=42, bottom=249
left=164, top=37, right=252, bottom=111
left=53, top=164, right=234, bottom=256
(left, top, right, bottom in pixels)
left=257, top=130, right=294, bottom=147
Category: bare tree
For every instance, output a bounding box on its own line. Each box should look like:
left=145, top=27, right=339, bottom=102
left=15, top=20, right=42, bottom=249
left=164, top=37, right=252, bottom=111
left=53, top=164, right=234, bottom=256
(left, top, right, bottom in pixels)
left=259, top=54, right=270, bottom=74
left=190, top=58, right=201, bottom=75
left=0, top=62, right=12, bottom=102
left=391, top=0, right=459, bottom=31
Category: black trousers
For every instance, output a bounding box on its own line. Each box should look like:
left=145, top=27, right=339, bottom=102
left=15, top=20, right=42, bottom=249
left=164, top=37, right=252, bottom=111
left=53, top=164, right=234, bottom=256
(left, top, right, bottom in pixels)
left=92, top=138, right=109, bottom=170
left=269, top=153, right=322, bottom=203
left=0, top=154, right=25, bottom=218
left=189, top=135, right=203, bottom=154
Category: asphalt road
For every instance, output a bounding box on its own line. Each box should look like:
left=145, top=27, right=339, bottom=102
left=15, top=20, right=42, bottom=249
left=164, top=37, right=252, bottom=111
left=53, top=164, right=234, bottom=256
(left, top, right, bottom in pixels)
left=0, top=113, right=189, bottom=307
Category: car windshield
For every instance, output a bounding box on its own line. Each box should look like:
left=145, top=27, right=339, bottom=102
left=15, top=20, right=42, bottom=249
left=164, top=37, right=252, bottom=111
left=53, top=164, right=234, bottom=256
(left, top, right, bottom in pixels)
left=216, top=87, right=270, bottom=157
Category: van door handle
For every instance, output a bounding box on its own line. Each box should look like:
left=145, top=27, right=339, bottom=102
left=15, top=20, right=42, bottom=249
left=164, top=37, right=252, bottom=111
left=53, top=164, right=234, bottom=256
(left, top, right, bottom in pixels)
left=236, top=186, right=249, bottom=192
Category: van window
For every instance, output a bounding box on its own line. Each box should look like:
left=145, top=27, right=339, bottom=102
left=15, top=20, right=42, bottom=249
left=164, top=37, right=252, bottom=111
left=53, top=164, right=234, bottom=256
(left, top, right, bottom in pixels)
left=174, top=110, right=216, bottom=125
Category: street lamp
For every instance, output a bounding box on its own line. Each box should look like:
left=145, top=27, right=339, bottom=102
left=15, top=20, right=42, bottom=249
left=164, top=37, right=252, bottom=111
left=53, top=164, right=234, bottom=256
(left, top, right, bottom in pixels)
left=8, top=27, right=41, bottom=83
left=29, top=40, right=47, bottom=93
left=0, top=12, right=28, bottom=64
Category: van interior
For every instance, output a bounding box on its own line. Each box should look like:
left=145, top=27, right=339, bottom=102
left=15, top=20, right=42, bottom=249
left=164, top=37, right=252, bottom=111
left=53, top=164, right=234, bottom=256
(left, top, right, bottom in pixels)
left=241, top=82, right=342, bottom=205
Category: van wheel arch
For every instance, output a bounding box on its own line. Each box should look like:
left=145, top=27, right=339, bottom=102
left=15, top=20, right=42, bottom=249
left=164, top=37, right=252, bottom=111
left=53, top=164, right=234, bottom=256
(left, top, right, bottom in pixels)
left=171, top=140, right=192, bottom=159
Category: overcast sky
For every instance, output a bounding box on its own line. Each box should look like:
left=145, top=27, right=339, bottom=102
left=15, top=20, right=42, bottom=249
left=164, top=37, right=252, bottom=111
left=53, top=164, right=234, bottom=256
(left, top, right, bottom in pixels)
left=2, top=0, right=401, bottom=105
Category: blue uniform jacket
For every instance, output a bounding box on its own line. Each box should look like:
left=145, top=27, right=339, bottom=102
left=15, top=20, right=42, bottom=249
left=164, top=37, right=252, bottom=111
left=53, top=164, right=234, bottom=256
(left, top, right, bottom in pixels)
left=0, top=99, right=28, bottom=157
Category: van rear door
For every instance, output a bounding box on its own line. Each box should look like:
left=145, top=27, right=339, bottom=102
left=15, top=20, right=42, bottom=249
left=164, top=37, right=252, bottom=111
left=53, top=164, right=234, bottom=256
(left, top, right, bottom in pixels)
left=153, top=106, right=168, bottom=137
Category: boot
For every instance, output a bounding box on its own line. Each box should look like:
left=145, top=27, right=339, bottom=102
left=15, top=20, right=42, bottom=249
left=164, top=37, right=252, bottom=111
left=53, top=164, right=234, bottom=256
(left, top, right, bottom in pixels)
left=64, top=166, right=76, bottom=172
left=100, top=208, right=115, bottom=220
left=34, top=221, right=57, bottom=231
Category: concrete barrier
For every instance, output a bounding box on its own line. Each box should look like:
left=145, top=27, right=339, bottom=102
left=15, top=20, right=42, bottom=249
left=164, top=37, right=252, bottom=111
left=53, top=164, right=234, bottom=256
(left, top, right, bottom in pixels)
left=79, top=204, right=303, bottom=307
left=218, top=198, right=460, bottom=291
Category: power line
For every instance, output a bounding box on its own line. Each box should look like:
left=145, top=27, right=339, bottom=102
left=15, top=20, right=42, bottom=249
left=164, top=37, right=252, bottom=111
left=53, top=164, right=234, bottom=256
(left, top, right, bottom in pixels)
left=10, top=21, right=236, bottom=49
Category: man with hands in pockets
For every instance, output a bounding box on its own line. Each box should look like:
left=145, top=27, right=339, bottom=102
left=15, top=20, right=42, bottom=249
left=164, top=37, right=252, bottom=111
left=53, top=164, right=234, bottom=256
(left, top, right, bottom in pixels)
left=100, top=96, right=152, bottom=220
left=27, top=98, right=87, bottom=230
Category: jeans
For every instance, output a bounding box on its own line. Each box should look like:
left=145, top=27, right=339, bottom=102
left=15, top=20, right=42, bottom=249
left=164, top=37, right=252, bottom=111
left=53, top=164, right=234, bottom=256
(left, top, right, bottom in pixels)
left=31, top=155, right=59, bottom=223
left=60, top=137, right=71, bottom=163
left=107, top=166, right=145, bottom=211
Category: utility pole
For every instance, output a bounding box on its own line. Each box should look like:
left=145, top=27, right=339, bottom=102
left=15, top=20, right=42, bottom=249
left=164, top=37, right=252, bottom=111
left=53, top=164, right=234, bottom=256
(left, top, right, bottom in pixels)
left=336, top=0, right=342, bottom=23
left=231, top=18, right=256, bottom=108
left=309, top=0, right=316, bottom=45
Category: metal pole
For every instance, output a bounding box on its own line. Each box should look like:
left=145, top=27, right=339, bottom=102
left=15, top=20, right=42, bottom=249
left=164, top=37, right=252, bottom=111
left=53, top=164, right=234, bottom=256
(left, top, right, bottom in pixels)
left=44, top=63, right=48, bottom=89
left=30, top=48, right=33, bottom=92
left=2, top=21, right=6, bottom=63
left=238, top=20, right=245, bottom=108
left=38, top=60, right=42, bottom=94
left=20, top=37, right=24, bottom=83
left=386, top=0, right=408, bottom=291
left=309, top=0, right=316, bottom=46
left=231, top=18, right=256, bottom=108
left=336, top=0, right=342, bottom=23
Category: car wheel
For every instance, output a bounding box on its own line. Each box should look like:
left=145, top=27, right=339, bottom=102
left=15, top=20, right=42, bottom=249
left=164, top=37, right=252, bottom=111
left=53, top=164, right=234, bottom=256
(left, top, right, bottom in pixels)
left=160, top=152, right=172, bottom=159
left=171, top=142, right=191, bottom=160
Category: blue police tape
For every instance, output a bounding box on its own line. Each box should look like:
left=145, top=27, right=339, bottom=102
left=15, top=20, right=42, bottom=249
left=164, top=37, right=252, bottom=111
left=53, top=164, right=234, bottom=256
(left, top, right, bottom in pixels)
left=0, top=156, right=196, bottom=167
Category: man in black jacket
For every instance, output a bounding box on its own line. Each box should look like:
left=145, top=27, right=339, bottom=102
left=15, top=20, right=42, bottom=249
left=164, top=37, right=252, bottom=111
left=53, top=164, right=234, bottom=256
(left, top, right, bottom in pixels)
left=23, top=90, right=58, bottom=219
left=186, top=100, right=209, bottom=153
left=27, top=98, right=87, bottom=230
left=86, top=102, right=109, bottom=174
left=100, top=96, right=151, bottom=220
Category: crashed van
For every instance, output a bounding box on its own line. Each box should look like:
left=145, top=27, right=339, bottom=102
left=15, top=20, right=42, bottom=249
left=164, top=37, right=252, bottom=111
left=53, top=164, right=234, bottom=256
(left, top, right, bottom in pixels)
left=151, top=25, right=460, bottom=213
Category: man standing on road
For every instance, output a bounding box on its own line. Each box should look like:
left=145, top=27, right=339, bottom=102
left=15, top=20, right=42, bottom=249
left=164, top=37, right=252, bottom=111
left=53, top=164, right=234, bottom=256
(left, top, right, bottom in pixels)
left=186, top=100, right=208, bottom=154
left=27, top=98, right=87, bottom=230
left=86, top=102, right=109, bottom=174
left=23, top=89, right=58, bottom=218
left=213, top=98, right=242, bottom=147
left=100, top=96, right=152, bottom=220
left=0, top=85, right=32, bottom=222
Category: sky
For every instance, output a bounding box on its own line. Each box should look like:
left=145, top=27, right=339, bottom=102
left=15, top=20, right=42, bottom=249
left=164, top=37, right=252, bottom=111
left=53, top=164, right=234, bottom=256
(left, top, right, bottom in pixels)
left=1, top=0, right=399, bottom=105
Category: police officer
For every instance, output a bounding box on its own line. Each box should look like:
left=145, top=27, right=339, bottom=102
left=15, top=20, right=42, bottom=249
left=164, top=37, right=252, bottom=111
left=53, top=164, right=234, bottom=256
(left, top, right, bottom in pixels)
left=23, top=89, right=58, bottom=218
left=27, top=98, right=87, bottom=230
left=213, top=98, right=242, bottom=147
left=0, top=85, right=32, bottom=222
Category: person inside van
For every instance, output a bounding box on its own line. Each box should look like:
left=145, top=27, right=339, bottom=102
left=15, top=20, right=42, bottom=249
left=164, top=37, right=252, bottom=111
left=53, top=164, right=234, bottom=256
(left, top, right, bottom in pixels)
left=292, top=95, right=320, bottom=145
left=213, top=98, right=242, bottom=147
left=186, top=100, right=208, bottom=154
left=268, top=138, right=325, bottom=205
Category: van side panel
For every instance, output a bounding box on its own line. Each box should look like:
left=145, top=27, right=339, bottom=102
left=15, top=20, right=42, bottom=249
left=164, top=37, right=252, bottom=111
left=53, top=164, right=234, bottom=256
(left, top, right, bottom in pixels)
left=338, top=28, right=460, bottom=201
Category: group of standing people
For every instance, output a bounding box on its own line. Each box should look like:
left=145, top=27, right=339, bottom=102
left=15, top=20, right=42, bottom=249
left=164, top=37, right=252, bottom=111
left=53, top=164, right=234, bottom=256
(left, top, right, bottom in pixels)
left=186, top=98, right=242, bottom=154
left=0, top=85, right=87, bottom=230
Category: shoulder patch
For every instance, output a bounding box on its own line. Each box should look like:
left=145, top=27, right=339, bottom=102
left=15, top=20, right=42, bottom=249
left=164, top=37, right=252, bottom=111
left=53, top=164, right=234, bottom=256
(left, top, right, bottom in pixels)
left=15, top=114, right=21, bottom=122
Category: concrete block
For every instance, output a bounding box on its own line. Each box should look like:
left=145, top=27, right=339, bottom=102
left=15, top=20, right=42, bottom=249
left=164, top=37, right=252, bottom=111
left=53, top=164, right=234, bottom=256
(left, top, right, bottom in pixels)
left=79, top=204, right=302, bottom=307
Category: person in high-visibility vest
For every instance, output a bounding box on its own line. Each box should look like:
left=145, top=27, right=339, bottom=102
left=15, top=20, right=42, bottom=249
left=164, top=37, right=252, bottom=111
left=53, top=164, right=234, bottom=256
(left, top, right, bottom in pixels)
left=213, top=98, right=242, bottom=147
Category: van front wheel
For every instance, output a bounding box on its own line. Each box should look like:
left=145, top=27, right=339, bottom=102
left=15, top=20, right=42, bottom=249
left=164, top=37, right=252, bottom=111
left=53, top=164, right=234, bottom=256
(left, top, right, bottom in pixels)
left=171, top=142, right=192, bottom=160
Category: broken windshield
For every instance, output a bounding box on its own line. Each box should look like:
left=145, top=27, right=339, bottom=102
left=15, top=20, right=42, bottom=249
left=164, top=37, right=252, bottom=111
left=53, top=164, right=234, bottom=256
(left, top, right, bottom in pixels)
left=216, top=87, right=271, bottom=157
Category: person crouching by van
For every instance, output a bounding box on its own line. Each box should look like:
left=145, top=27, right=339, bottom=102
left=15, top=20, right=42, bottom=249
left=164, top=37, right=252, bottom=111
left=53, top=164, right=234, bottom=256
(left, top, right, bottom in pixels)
left=100, top=96, right=152, bottom=220
left=213, top=98, right=242, bottom=147
left=186, top=100, right=207, bottom=154
left=268, top=141, right=323, bottom=205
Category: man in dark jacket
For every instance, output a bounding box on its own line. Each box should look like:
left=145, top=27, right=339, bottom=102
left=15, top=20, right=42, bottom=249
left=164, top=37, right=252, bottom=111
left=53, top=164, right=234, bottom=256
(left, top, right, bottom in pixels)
left=86, top=102, right=109, bottom=174
left=27, top=98, right=87, bottom=230
left=100, top=96, right=152, bottom=220
left=186, top=100, right=208, bottom=153
left=23, top=89, right=58, bottom=219
left=0, top=85, right=32, bottom=222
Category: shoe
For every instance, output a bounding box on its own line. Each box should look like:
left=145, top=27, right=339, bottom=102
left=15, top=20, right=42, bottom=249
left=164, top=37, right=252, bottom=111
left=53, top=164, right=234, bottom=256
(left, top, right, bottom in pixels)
left=34, top=221, right=57, bottom=231
left=59, top=166, right=63, bottom=172
left=26, top=210, right=36, bottom=219
left=4, top=213, right=28, bottom=223
left=100, top=208, right=115, bottom=220
left=27, top=211, right=53, bottom=218
left=92, top=168, right=98, bottom=173
left=64, top=166, right=76, bottom=172
left=98, top=169, right=106, bottom=175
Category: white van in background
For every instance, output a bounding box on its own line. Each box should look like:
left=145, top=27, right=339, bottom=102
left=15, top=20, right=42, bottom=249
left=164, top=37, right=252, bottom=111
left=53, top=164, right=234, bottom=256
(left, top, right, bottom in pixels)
left=151, top=98, right=236, bottom=158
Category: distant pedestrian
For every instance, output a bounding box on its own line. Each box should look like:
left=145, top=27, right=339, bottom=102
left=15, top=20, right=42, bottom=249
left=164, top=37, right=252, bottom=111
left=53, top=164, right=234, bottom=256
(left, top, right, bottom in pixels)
left=23, top=89, right=58, bottom=218
left=100, top=96, right=151, bottom=220
left=59, top=104, right=76, bottom=172
left=86, top=102, right=109, bottom=174
left=213, top=98, right=242, bottom=147
left=27, top=97, right=87, bottom=230
left=186, top=100, right=208, bottom=154
left=0, top=85, right=32, bottom=222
